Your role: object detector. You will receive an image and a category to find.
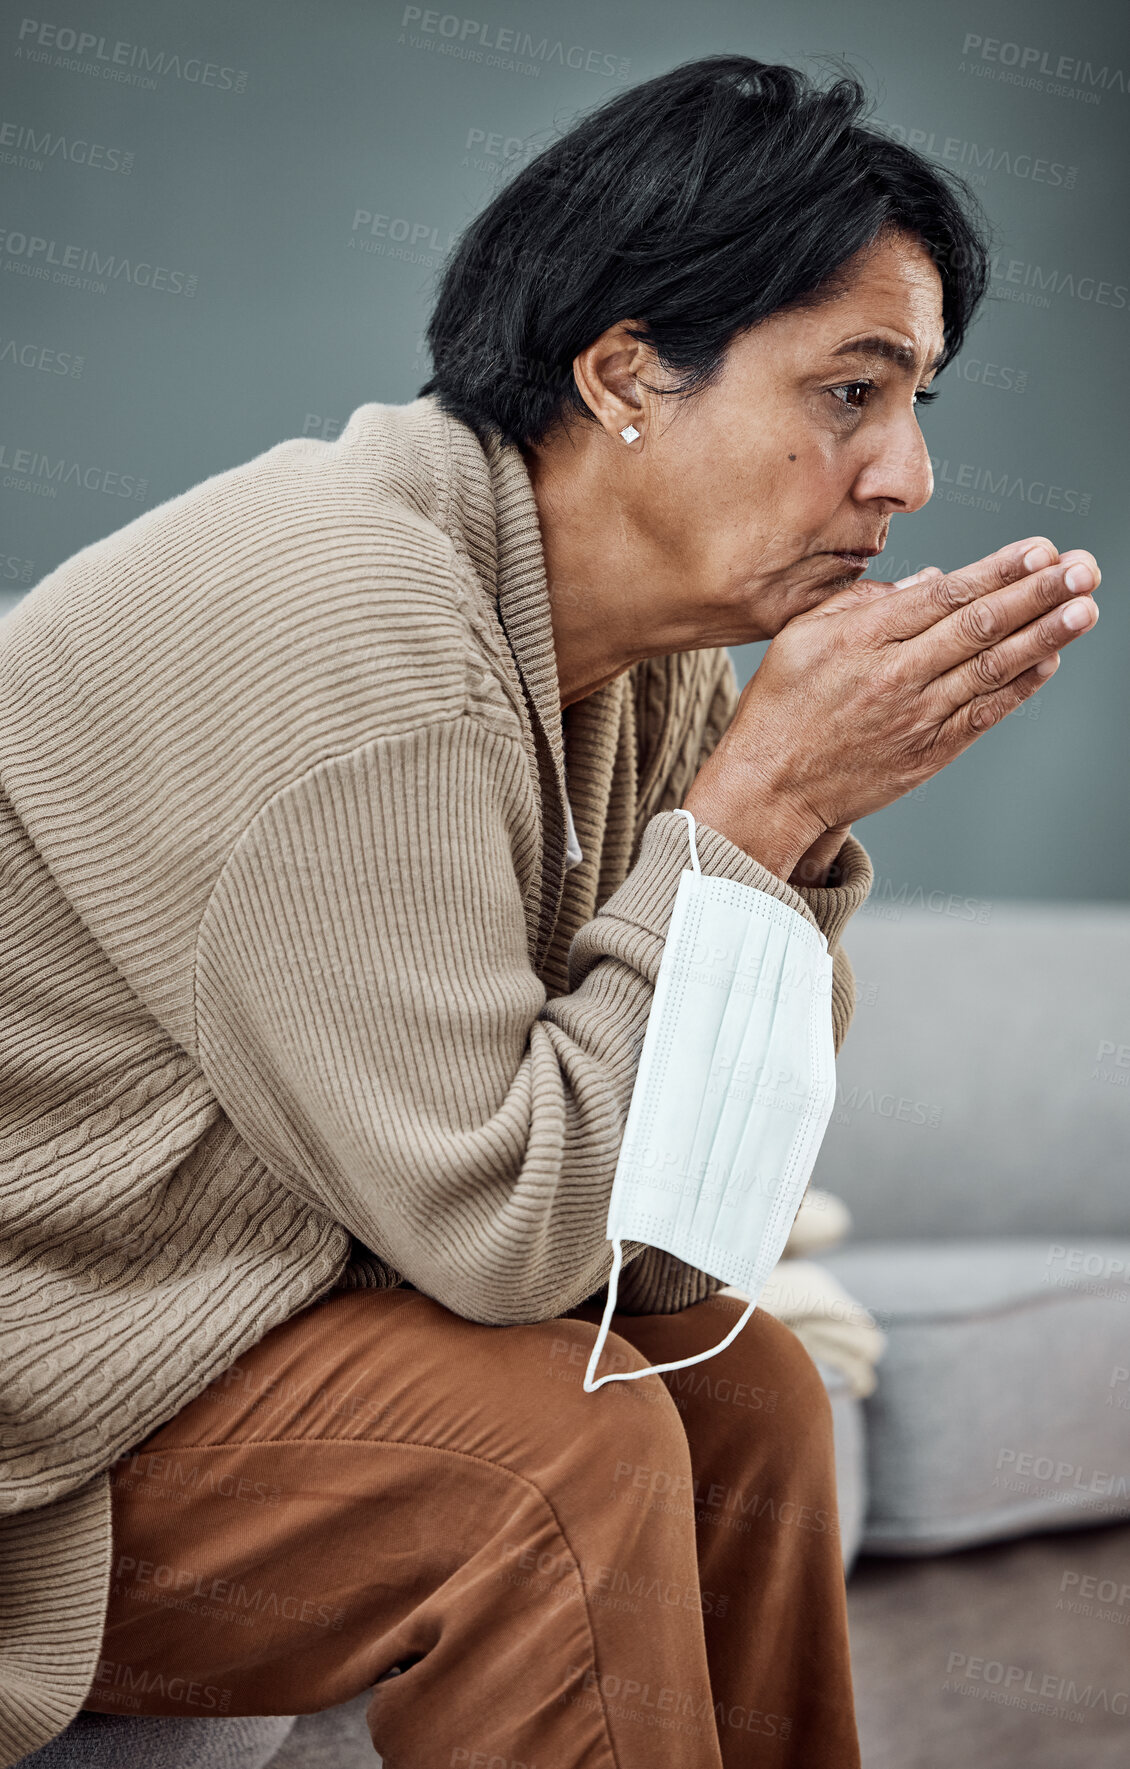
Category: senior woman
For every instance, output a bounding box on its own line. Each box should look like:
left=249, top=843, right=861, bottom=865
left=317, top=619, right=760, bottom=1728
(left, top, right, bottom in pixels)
left=0, top=53, right=1100, bottom=1769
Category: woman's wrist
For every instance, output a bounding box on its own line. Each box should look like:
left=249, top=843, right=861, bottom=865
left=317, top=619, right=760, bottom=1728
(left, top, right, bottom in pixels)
left=681, top=759, right=827, bottom=884
left=788, top=825, right=852, bottom=889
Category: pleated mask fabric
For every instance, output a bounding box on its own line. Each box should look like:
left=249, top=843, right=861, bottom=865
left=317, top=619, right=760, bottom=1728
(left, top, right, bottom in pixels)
left=584, top=810, right=837, bottom=1391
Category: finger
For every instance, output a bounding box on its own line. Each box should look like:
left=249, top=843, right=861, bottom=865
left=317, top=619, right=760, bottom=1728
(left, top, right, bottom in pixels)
left=808, top=565, right=942, bottom=620
left=928, top=592, right=1097, bottom=717
left=903, top=548, right=1100, bottom=678
left=873, top=536, right=1062, bottom=641
left=940, top=653, right=1060, bottom=746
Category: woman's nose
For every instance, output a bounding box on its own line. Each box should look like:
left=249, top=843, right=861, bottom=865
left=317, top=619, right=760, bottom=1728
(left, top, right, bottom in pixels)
left=855, top=418, right=934, bottom=514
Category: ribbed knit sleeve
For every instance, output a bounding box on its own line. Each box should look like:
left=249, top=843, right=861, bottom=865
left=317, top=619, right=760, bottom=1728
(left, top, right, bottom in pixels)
left=191, top=700, right=860, bottom=1327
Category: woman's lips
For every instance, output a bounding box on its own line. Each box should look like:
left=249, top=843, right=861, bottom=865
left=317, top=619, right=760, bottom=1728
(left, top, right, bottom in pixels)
left=828, top=550, right=877, bottom=569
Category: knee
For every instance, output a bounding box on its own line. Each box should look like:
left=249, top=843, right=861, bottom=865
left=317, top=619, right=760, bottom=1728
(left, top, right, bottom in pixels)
left=748, top=1305, right=832, bottom=1417
left=669, top=1298, right=834, bottom=1459
left=537, top=1316, right=693, bottom=1488
left=751, top=1308, right=834, bottom=1449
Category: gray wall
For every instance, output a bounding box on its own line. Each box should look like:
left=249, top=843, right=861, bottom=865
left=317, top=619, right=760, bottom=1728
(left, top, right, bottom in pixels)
left=2, top=0, right=1126, bottom=900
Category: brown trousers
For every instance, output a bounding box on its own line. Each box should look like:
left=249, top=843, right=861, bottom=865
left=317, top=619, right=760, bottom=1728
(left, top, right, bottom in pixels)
left=82, top=1284, right=861, bottom=1767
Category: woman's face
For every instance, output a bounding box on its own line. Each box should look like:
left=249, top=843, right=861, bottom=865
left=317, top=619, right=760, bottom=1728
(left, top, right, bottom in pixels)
left=579, top=228, right=945, bottom=649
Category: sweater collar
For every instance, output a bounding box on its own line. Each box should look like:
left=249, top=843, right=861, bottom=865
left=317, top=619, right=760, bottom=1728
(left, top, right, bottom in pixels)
left=480, top=422, right=567, bottom=792
left=421, top=395, right=572, bottom=960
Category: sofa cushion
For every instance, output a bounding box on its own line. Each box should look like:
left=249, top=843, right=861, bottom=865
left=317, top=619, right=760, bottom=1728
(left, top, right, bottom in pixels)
left=264, top=1693, right=379, bottom=1767
left=12, top=1712, right=296, bottom=1768
left=810, top=905, right=1130, bottom=1238
left=818, top=1360, right=867, bottom=1575
left=823, top=1238, right=1130, bottom=1554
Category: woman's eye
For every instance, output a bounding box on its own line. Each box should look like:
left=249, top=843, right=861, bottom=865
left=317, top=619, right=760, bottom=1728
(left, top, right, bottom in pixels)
left=829, top=381, right=874, bottom=410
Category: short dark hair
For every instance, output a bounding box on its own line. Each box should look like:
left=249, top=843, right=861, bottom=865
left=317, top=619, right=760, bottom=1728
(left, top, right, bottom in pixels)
left=417, top=54, right=990, bottom=450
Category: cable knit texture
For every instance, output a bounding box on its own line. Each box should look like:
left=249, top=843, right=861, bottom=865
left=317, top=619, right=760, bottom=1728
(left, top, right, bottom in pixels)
left=0, top=394, right=872, bottom=1763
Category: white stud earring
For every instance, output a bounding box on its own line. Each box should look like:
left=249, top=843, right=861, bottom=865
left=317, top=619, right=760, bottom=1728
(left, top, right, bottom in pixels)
left=620, top=423, right=640, bottom=444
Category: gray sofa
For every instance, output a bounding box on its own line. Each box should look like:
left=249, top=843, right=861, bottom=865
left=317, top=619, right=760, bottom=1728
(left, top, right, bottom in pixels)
left=16, top=903, right=1128, bottom=1766
left=817, top=900, right=1130, bottom=1556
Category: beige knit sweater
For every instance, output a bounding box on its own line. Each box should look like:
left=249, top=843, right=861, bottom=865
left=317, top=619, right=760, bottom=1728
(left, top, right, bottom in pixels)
left=0, top=394, right=872, bottom=1762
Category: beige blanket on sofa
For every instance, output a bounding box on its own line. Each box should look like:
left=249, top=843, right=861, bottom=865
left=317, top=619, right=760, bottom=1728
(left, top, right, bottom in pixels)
left=719, top=1190, right=887, bottom=1399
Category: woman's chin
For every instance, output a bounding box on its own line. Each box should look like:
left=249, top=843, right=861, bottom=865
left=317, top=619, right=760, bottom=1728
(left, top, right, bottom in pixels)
left=804, top=562, right=869, bottom=599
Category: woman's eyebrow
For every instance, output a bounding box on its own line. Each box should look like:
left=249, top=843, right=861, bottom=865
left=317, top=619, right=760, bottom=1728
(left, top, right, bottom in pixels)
left=830, top=335, right=946, bottom=372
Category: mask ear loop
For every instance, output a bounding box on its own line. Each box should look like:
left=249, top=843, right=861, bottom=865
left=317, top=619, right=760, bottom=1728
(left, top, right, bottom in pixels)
left=675, top=807, right=702, bottom=874
left=582, top=1241, right=758, bottom=1390
left=583, top=807, right=753, bottom=1393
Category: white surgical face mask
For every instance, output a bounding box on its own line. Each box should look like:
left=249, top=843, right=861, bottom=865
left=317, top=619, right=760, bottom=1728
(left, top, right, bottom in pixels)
left=583, top=809, right=837, bottom=1391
